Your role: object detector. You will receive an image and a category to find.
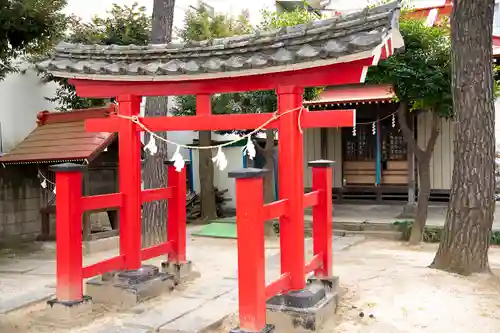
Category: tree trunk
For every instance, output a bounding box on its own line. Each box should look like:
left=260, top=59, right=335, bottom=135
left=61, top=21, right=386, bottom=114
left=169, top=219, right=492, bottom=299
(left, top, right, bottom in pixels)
left=397, top=104, right=440, bottom=244
left=262, top=129, right=276, bottom=237
left=199, top=130, right=217, bottom=221
left=431, top=0, right=496, bottom=275
left=142, top=0, right=175, bottom=248
left=409, top=158, right=431, bottom=244
left=263, top=129, right=275, bottom=204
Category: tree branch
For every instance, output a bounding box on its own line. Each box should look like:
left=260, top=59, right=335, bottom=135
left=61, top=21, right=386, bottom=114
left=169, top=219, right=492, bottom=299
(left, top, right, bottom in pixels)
left=397, top=102, right=425, bottom=160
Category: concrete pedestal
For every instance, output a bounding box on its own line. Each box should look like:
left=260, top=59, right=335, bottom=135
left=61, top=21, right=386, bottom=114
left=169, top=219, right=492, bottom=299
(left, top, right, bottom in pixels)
left=230, top=324, right=275, bottom=333
left=46, top=296, right=92, bottom=321
left=161, top=260, right=198, bottom=284
left=265, top=277, right=340, bottom=333
left=86, top=265, right=174, bottom=308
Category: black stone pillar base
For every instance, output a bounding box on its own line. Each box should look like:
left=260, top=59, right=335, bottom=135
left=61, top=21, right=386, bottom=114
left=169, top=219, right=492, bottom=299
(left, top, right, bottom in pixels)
left=266, top=276, right=340, bottom=333
left=46, top=296, right=92, bottom=321
left=161, top=260, right=199, bottom=284
left=86, top=265, right=175, bottom=308
left=230, top=324, right=275, bottom=333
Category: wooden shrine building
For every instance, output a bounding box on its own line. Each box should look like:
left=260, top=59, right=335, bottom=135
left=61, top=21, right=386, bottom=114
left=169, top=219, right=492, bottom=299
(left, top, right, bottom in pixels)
left=0, top=106, right=120, bottom=240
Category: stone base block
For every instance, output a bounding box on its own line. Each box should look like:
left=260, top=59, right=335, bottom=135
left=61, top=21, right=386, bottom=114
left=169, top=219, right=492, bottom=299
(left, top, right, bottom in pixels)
left=161, top=260, right=199, bottom=284
left=266, top=277, right=340, bottom=333
left=46, top=296, right=92, bottom=321
left=398, top=203, right=417, bottom=219
left=230, top=324, right=275, bottom=333
left=86, top=265, right=175, bottom=308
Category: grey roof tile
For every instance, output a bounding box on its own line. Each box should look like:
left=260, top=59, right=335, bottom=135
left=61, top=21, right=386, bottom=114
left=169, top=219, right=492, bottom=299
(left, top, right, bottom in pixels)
left=36, top=1, right=403, bottom=81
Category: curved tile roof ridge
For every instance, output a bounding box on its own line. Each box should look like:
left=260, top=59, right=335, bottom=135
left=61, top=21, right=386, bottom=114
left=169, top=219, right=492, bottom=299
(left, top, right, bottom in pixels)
left=37, top=1, right=402, bottom=81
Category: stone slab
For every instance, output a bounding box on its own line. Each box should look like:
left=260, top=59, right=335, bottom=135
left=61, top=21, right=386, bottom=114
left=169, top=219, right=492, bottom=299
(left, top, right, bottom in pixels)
left=159, top=296, right=237, bottom=333
left=94, top=324, right=151, bottom=333
left=182, top=277, right=237, bottom=300
left=27, top=262, right=56, bottom=275
left=124, top=297, right=206, bottom=330
left=0, top=260, right=38, bottom=273
left=0, top=287, right=54, bottom=314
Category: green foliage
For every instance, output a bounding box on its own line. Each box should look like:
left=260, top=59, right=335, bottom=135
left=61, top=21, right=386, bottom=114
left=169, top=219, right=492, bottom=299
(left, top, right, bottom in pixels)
left=42, top=3, right=151, bottom=111
left=67, top=4, right=151, bottom=45
left=178, top=6, right=252, bottom=41
left=367, top=18, right=453, bottom=117
left=258, top=6, right=323, bottom=30
left=0, top=0, right=68, bottom=79
left=173, top=6, right=323, bottom=134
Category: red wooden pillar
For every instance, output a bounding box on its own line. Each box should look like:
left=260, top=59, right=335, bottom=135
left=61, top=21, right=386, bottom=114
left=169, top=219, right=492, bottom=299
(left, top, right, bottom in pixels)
left=117, top=94, right=143, bottom=270
left=166, top=161, right=187, bottom=263
left=229, top=168, right=267, bottom=332
left=51, top=163, right=85, bottom=302
left=276, top=86, right=305, bottom=291
left=309, top=160, right=334, bottom=278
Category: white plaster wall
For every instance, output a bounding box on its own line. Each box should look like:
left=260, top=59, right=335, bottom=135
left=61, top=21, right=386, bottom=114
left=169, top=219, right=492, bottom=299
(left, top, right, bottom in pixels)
left=0, top=64, right=59, bottom=153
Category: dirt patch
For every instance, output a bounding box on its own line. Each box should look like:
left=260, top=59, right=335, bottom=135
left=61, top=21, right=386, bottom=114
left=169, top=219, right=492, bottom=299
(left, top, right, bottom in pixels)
left=215, top=241, right=500, bottom=333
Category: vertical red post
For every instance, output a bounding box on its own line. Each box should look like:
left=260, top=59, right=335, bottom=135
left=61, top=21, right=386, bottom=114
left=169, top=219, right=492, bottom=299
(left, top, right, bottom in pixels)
left=50, top=163, right=85, bottom=302
left=196, top=94, right=211, bottom=115
left=277, top=85, right=305, bottom=291
left=166, top=161, right=187, bottom=263
left=117, top=94, right=143, bottom=270
left=228, top=168, right=267, bottom=332
left=310, top=160, right=334, bottom=277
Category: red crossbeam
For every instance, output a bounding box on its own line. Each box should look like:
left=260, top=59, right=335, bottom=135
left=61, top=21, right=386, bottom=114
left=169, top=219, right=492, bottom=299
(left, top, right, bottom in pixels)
left=85, top=109, right=355, bottom=133
left=81, top=193, right=124, bottom=211
left=82, top=255, right=125, bottom=278
left=141, top=241, right=173, bottom=261
left=262, top=199, right=288, bottom=221
left=303, top=191, right=320, bottom=208
left=304, top=254, right=323, bottom=275
left=141, top=187, right=174, bottom=203
left=265, top=273, right=291, bottom=299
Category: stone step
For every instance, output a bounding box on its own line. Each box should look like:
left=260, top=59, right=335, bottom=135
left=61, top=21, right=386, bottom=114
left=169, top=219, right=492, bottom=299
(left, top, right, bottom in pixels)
left=332, top=229, right=403, bottom=241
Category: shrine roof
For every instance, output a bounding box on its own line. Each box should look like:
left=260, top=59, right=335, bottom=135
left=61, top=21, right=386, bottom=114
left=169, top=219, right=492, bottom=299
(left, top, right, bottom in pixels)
left=304, top=83, right=396, bottom=105
left=36, top=1, right=403, bottom=82
left=0, top=106, right=116, bottom=165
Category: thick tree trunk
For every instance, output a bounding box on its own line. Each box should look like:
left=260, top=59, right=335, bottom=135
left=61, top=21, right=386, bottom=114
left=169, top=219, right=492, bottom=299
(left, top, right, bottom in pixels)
left=431, top=0, right=496, bottom=275
left=397, top=104, right=440, bottom=244
left=263, top=129, right=276, bottom=204
left=199, top=130, right=217, bottom=221
left=142, top=0, right=175, bottom=248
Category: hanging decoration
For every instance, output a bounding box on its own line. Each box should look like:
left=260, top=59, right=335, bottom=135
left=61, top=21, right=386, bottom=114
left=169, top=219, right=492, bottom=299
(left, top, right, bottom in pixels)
left=144, top=135, right=158, bottom=156
left=38, top=170, right=56, bottom=195
left=352, top=126, right=356, bottom=137
left=212, top=147, right=228, bottom=171
left=116, top=106, right=305, bottom=173
left=243, top=137, right=256, bottom=160
left=372, top=122, right=376, bottom=135
left=392, top=113, right=396, bottom=128
left=170, top=146, right=185, bottom=172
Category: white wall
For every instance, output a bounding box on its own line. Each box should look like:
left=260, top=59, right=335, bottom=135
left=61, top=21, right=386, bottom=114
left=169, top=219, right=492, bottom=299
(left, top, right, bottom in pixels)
left=0, top=64, right=59, bottom=152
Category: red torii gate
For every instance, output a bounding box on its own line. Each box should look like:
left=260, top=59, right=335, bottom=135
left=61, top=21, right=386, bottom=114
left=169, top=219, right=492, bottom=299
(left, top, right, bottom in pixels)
left=40, top=2, right=402, bottom=331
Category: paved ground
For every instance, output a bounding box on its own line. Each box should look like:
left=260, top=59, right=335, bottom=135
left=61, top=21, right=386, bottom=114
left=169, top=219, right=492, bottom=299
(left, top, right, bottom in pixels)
left=331, top=203, right=500, bottom=230
left=0, top=226, right=365, bottom=333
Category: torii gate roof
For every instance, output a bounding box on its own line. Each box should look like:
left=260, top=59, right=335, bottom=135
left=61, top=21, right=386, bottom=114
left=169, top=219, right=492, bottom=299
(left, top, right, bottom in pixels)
left=37, top=1, right=403, bottom=83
